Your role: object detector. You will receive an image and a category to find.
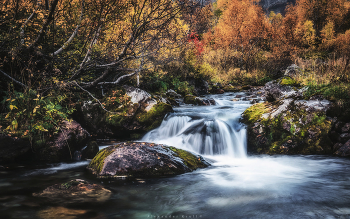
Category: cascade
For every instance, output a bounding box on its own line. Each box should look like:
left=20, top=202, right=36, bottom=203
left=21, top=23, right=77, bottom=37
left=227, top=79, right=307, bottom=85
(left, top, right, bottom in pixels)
left=142, top=94, right=250, bottom=158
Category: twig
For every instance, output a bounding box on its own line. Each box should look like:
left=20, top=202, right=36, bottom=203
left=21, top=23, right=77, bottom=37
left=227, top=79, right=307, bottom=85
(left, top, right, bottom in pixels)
left=72, top=81, right=119, bottom=114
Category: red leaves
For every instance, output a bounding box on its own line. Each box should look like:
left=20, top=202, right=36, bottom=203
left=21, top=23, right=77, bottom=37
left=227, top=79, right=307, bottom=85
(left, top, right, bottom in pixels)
left=187, top=32, right=204, bottom=56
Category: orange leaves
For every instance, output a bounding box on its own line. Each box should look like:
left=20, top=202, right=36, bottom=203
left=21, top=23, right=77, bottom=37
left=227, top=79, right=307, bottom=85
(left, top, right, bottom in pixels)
left=206, top=0, right=268, bottom=50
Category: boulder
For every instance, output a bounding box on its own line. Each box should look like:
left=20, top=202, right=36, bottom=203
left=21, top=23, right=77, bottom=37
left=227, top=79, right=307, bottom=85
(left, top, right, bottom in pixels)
left=284, top=64, right=302, bottom=78
left=87, top=142, right=209, bottom=178
left=264, top=80, right=292, bottom=102
left=0, top=133, right=31, bottom=163
left=33, top=179, right=112, bottom=204
left=123, top=85, right=151, bottom=104
left=76, top=87, right=173, bottom=139
left=335, top=139, right=350, bottom=156
left=166, top=89, right=182, bottom=99
left=79, top=101, right=113, bottom=137
left=243, top=98, right=333, bottom=155
left=34, top=120, right=90, bottom=162
left=183, top=95, right=215, bottom=106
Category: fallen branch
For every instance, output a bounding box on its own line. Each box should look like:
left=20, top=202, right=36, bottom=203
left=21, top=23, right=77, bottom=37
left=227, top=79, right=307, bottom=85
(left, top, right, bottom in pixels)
left=0, top=69, right=27, bottom=88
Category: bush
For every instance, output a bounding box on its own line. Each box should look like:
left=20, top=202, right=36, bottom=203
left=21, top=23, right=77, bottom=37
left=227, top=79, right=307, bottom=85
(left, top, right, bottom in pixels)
left=0, top=89, right=74, bottom=140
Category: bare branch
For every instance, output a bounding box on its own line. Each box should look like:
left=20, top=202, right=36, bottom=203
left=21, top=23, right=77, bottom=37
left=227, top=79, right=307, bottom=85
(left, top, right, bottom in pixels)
left=0, top=69, right=27, bottom=88
left=51, top=0, right=85, bottom=56
left=72, top=81, right=119, bottom=114
left=68, top=24, right=102, bottom=81
left=20, top=1, right=40, bottom=45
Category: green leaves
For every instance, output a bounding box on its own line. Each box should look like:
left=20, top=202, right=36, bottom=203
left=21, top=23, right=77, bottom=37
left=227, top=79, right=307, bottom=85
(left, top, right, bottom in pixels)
left=2, top=89, right=74, bottom=137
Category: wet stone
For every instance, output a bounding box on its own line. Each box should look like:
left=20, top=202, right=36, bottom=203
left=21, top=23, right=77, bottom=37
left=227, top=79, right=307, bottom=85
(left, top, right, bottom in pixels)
left=33, top=179, right=112, bottom=205
left=87, top=142, right=209, bottom=178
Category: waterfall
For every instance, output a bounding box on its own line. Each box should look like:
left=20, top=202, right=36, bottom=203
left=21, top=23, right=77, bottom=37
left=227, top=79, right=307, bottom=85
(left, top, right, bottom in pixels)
left=142, top=94, right=249, bottom=158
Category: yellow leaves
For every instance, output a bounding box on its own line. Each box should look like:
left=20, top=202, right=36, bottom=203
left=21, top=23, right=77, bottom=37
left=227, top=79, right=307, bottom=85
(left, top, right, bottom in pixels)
left=9, top=105, right=17, bottom=110
left=294, top=20, right=316, bottom=48
left=11, top=120, right=18, bottom=130
left=33, top=105, right=41, bottom=113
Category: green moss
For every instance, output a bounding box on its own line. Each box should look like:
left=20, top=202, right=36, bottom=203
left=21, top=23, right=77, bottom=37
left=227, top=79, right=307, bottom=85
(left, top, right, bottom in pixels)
left=136, top=102, right=173, bottom=131
left=242, top=102, right=271, bottom=123
left=169, top=147, right=207, bottom=170
left=184, top=95, right=202, bottom=105
left=88, top=146, right=115, bottom=173
left=244, top=100, right=333, bottom=155
left=280, top=77, right=299, bottom=86
left=60, top=180, right=81, bottom=189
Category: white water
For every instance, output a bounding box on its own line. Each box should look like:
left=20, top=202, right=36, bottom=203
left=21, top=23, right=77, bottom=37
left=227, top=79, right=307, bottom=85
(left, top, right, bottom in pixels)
left=142, top=93, right=251, bottom=158
left=3, top=92, right=350, bottom=219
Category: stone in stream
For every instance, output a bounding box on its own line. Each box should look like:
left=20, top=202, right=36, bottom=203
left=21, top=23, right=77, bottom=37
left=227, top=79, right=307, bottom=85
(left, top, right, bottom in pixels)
left=87, top=142, right=209, bottom=178
left=184, top=95, right=216, bottom=106
left=33, top=179, right=112, bottom=205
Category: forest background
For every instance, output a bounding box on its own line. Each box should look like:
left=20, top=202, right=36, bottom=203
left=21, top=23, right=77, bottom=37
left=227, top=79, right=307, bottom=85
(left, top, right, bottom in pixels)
left=0, top=0, right=350, bottom=150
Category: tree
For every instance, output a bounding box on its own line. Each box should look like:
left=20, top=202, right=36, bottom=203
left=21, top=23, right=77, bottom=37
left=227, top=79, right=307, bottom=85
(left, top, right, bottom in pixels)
left=0, top=0, right=187, bottom=94
left=203, top=0, right=269, bottom=71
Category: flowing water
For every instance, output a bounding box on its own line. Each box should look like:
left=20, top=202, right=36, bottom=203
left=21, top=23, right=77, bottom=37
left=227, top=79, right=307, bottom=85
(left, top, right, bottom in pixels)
left=1, top=93, right=350, bottom=219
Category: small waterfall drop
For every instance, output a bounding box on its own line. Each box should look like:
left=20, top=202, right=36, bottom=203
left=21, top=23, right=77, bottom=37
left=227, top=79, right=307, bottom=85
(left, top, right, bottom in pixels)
left=142, top=93, right=252, bottom=158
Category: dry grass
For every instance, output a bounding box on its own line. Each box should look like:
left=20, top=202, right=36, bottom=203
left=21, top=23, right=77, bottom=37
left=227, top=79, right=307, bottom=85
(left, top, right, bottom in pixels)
left=294, top=57, right=350, bottom=85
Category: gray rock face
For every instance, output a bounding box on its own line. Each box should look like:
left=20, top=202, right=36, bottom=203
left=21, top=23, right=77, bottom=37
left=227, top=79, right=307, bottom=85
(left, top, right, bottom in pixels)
left=284, top=64, right=302, bottom=78
left=260, top=0, right=295, bottom=14
left=123, top=85, right=151, bottom=104
left=263, top=80, right=293, bottom=101
left=87, top=142, right=209, bottom=178
left=295, top=100, right=332, bottom=112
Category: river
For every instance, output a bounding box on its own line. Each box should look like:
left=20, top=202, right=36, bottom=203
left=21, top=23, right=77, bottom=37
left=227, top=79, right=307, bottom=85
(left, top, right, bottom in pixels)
left=1, top=92, right=350, bottom=219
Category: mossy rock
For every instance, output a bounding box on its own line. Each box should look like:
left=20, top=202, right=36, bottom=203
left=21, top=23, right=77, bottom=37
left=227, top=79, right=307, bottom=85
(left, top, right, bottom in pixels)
left=33, top=179, right=112, bottom=204
left=222, top=85, right=240, bottom=92
left=242, top=99, right=333, bottom=155
left=135, top=102, right=173, bottom=131
left=184, top=95, right=204, bottom=105
left=87, top=142, right=209, bottom=178
left=280, top=77, right=300, bottom=87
